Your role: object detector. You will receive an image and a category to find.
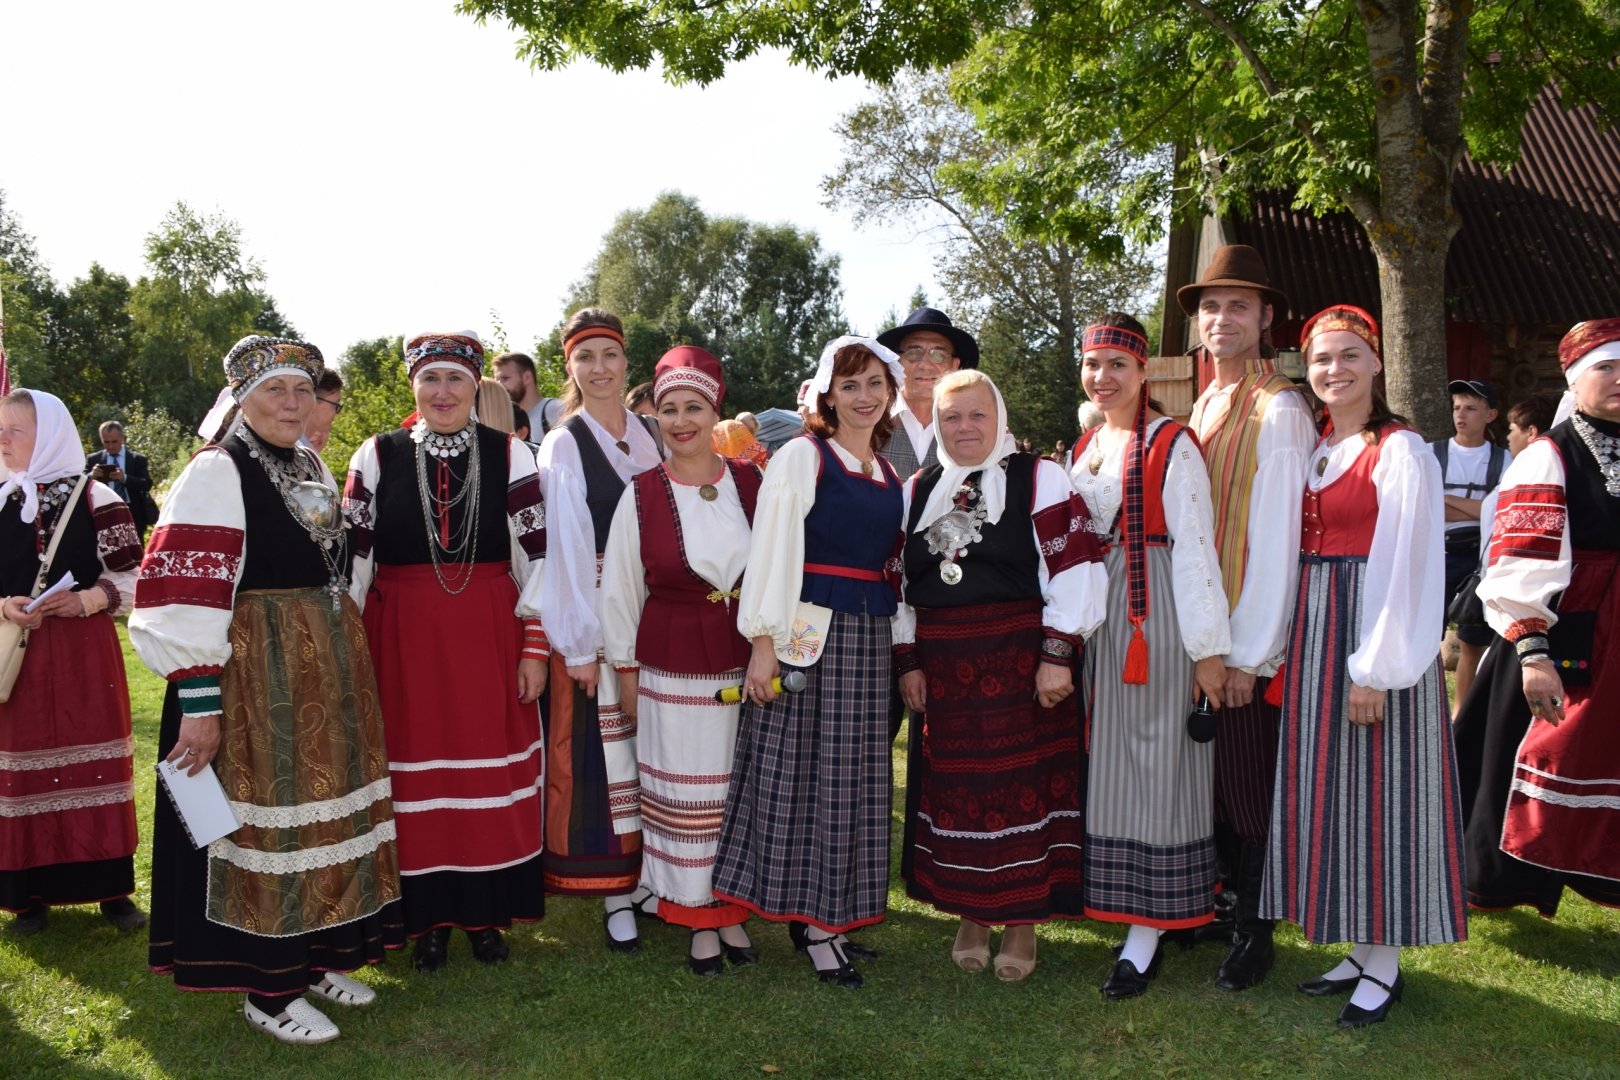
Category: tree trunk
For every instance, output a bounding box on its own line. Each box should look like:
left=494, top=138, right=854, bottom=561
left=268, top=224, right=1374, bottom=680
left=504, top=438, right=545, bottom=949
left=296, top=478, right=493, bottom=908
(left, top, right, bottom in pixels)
left=1368, top=231, right=1453, bottom=437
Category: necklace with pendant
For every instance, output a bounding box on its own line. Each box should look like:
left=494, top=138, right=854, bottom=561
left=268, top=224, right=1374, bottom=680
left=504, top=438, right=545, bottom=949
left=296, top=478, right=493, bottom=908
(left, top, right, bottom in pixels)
left=239, top=428, right=350, bottom=610
left=1572, top=414, right=1620, bottom=497
left=924, top=477, right=988, bottom=585
left=410, top=419, right=483, bottom=594
left=30, top=479, right=78, bottom=562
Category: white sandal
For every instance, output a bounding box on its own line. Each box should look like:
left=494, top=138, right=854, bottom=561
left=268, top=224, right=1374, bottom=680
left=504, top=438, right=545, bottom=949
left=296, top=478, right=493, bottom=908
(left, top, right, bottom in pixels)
left=308, top=971, right=376, bottom=1006
left=243, top=996, right=341, bottom=1044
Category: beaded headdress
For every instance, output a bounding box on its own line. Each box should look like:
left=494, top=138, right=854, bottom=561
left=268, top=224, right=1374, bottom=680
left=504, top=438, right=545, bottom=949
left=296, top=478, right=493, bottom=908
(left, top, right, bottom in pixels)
left=405, top=332, right=485, bottom=381
left=223, top=336, right=325, bottom=402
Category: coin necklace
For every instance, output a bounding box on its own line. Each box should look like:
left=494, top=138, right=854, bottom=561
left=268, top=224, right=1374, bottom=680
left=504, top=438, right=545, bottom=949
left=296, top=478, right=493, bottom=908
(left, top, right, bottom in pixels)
left=239, top=427, right=350, bottom=609
left=30, top=478, right=79, bottom=562
left=411, top=417, right=483, bottom=595
left=924, top=475, right=989, bottom=584
left=1572, top=414, right=1620, bottom=497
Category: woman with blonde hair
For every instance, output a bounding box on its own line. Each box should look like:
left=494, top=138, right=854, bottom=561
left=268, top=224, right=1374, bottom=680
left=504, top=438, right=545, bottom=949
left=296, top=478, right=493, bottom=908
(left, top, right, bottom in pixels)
left=478, top=377, right=515, bottom=434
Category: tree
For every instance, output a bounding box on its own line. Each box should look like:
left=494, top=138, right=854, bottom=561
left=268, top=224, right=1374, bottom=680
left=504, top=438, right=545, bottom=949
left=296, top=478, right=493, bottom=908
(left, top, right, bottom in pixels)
left=825, top=72, right=1158, bottom=446
left=461, top=0, right=1620, bottom=436
left=322, top=336, right=412, bottom=477
left=565, top=192, right=849, bottom=414
left=0, top=190, right=59, bottom=397
left=47, top=265, right=139, bottom=432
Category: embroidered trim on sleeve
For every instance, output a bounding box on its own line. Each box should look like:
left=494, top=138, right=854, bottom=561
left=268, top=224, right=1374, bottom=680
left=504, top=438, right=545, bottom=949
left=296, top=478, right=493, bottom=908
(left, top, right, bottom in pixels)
left=92, top=501, right=143, bottom=571
left=1487, top=484, right=1566, bottom=565
left=507, top=473, right=546, bottom=562
left=135, top=524, right=244, bottom=610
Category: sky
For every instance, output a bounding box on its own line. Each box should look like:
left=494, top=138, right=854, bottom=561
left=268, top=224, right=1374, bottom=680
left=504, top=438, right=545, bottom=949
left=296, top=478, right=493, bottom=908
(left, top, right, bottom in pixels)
left=0, top=1, right=941, bottom=358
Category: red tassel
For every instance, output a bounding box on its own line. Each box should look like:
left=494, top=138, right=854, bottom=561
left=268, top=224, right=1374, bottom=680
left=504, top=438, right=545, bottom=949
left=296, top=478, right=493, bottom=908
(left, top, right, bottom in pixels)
left=1122, top=622, right=1149, bottom=685
left=1264, top=665, right=1286, bottom=707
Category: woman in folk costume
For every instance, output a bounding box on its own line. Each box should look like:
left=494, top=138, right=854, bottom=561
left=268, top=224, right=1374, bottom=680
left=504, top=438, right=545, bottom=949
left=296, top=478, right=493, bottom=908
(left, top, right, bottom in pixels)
left=1260, top=306, right=1466, bottom=1029
left=345, top=331, right=547, bottom=974
left=0, top=390, right=143, bottom=935
left=712, top=336, right=907, bottom=989
left=600, top=346, right=763, bottom=975
left=536, top=308, right=664, bottom=952
left=892, top=369, right=1107, bottom=981
left=1454, top=319, right=1620, bottom=914
left=130, top=338, right=401, bottom=1045
left=1068, top=312, right=1231, bottom=1001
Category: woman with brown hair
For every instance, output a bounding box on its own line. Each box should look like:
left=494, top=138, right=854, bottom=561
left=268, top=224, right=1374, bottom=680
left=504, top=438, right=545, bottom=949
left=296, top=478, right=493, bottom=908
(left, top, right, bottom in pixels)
left=535, top=307, right=665, bottom=952
left=711, top=336, right=907, bottom=989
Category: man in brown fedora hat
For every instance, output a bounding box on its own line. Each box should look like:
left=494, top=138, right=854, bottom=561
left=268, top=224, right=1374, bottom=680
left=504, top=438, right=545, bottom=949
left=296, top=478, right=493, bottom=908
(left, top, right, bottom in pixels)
left=1175, top=244, right=1317, bottom=992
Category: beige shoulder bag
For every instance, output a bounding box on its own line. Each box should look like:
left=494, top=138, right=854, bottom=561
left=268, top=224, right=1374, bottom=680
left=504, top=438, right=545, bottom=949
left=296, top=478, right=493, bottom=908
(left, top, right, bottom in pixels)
left=0, top=471, right=92, bottom=703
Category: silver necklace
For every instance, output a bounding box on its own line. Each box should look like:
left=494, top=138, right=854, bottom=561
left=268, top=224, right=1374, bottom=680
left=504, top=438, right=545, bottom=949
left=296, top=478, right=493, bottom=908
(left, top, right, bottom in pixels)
left=1572, top=414, right=1620, bottom=497
left=239, top=429, right=350, bottom=610
left=412, top=418, right=483, bottom=594
left=924, top=474, right=991, bottom=584
left=32, top=479, right=77, bottom=558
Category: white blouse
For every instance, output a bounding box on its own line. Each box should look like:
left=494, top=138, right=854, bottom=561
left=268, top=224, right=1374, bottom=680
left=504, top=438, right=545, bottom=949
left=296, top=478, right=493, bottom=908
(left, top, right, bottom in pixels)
left=892, top=458, right=1107, bottom=645
left=1307, top=428, right=1446, bottom=691
left=600, top=464, right=754, bottom=668
left=736, top=436, right=889, bottom=649
left=1069, top=418, right=1232, bottom=663
left=1191, top=382, right=1317, bottom=674
left=1476, top=438, right=1572, bottom=639
left=537, top=407, right=665, bottom=667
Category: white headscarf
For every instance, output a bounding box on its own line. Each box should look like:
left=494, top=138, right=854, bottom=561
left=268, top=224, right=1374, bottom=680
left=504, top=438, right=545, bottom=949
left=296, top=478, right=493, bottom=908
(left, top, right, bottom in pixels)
left=807, top=335, right=905, bottom=411
left=913, top=373, right=1019, bottom=534
left=0, top=390, right=88, bottom=523
left=1553, top=339, right=1620, bottom=427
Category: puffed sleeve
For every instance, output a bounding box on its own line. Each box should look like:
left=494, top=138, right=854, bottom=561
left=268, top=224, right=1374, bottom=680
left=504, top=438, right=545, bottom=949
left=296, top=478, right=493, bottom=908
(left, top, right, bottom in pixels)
left=537, top=425, right=605, bottom=667
left=890, top=475, right=919, bottom=655
left=737, top=437, right=819, bottom=648
left=1161, top=431, right=1233, bottom=662
left=342, top=436, right=381, bottom=611
left=1225, top=389, right=1315, bottom=673
left=128, top=447, right=246, bottom=719
left=1477, top=438, right=1571, bottom=644
left=1029, top=459, right=1107, bottom=663
left=1348, top=430, right=1446, bottom=690
left=599, top=485, right=646, bottom=669
left=87, top=480, right=143, bottom=616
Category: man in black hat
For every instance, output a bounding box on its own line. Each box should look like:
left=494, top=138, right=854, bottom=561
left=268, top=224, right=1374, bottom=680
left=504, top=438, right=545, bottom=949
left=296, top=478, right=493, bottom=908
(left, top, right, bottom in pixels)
left=875, top=307, right=980, bottom=479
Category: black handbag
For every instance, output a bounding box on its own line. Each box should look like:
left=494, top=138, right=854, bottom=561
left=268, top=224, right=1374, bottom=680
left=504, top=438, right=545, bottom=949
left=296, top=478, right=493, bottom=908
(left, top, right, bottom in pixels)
left=1446, top=567, right=1486, bottom=627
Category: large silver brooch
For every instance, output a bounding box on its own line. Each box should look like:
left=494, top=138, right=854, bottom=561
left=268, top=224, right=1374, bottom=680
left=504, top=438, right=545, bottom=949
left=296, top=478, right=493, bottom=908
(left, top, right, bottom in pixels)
left=289, top=481, right=342, bottom=531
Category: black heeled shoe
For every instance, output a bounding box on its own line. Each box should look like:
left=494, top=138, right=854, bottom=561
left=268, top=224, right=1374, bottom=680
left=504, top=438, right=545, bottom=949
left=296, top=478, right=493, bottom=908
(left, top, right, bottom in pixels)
left=467, top=927, right=508, bottom=964
left=603, top=910, right=642, bottom=956
left=100, top=897, right=148, bottom=932
left=789, top=920, right=876, bottom=961
left=720, top=928, right=758, bottom=968
left=1102, top=942, right=1164, bottom=1000
left=1297, top=955, right=1363, bottom=997
left=689, top=930, right=726, bottom=977
left=1337, top=971, right=1403, bottom=1028
left=805, top=932, right=862, bottom=989
left=412, top=926, right=451, bottom=973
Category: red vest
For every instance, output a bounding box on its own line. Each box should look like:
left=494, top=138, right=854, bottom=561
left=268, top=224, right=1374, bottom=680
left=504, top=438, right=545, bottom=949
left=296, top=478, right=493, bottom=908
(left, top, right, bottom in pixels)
left=631, top=459, right=762, bottom=674
left=1300, top=426, right=1409, bottom=558
left=1074, top=420, right=1187, bottom=547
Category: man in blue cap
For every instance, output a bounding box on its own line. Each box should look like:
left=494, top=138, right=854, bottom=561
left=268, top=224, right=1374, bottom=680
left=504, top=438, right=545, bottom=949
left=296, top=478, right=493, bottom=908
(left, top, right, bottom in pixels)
left=875, top=307, right=980, bottom=479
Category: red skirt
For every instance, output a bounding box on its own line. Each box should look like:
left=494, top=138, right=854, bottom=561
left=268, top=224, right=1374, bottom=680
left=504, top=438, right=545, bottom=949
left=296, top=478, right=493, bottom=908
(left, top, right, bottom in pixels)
left=0, top=613, right=137, bottom=877
left=364, top=563, right=543, bottom=877
left=1501, top=550, right=1620, bottom=883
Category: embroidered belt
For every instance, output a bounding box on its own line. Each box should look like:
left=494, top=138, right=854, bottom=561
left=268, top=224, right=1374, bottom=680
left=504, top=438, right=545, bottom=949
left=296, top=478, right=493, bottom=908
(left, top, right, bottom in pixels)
left=804, top=562, right=883, bottom=581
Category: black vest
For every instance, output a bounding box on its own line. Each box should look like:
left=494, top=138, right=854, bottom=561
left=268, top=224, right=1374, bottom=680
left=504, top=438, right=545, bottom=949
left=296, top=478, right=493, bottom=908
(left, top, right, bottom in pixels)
left=565, top=413, right=663, bottom=555
left=222, top=431, right=353, bottom=591
left=902, top=452, right=1042, bottom=610
left=1548, top=416, right=1620, bottom=552
left=0, top=481, right=99, bottom=598
left=370, top=425, right=513, bottom=568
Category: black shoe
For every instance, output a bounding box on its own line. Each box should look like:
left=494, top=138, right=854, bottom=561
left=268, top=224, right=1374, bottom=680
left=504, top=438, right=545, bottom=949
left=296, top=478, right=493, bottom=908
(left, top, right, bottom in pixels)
left=603, top=911, right=642, bottom=956
left=412, top=927, right=451, bottom=973
left=720, top=929, right=759, bottom=968
left=1214, top=924, right=1275, bottom=991
left=789, top=921, right=875, bottom=961
left=1297, top=956, right=1363, bottom=996
left=806, top=932, right=862, bottom=989
left=840, top=938, right=878, bottom=962
left=100, top=897, right=148, bottom=932
left=1337, top=971, right=1403, bottom=1028
left=467, top=927, right=508, bottom=964
left=631, top=892, right=663, bottom=922
left=12, top=903, right=47, bottom=935
left=1102, top=943, right=1164, bottom=1000
left=689, top=931, right=725, bottom=977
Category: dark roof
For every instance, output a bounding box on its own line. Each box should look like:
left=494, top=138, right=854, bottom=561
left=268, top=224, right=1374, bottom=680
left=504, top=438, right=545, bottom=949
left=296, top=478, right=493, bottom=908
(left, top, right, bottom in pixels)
left=1229, top=83, right=1620, bottom=325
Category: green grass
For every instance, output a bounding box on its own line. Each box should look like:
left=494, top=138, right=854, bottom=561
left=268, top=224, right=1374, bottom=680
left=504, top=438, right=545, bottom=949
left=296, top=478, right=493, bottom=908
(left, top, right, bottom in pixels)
left=1, top=622, right=1616, bottom=1079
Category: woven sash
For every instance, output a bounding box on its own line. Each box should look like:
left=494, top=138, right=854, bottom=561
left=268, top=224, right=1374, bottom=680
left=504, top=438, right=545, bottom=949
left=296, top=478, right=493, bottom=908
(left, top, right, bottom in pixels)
left=1191, top=362, right=1300, bottom=612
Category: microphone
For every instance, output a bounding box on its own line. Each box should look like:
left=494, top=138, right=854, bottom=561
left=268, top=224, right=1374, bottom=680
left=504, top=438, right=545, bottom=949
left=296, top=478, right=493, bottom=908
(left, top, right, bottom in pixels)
left=715, top=669, right=808, bottom=703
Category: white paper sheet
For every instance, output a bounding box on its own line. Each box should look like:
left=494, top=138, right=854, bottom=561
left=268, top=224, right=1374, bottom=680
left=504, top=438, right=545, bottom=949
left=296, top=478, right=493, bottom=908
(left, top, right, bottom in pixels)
left=24, top=573, right=76, bottom=614
left=155, top=759, right=241, bottom=848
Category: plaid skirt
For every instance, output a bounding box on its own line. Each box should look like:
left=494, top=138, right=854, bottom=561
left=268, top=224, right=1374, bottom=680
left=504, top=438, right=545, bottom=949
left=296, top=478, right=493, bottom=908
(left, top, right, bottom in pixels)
left=712, top=610, right=893, bottom=933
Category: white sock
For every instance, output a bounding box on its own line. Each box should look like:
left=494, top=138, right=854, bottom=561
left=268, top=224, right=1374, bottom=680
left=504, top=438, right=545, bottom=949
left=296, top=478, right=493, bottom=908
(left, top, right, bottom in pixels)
left=1348, top=945, right=1401, bottom=1010
left=603, top=895, right=638, bottom=941
left=1321, top=942, right=1374, bottom=981
left=1119, top=924, right=1162, bottom=971
left=718, top=923, right=752, bottom=948
left=626, top=884, right=654, bottom=908
left=690, top=929, right=721, bottom=960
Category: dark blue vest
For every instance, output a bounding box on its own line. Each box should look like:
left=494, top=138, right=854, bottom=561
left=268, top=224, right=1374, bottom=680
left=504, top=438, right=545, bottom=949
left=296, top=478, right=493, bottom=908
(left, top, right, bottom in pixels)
left=799, top=435, right=904, bottom=616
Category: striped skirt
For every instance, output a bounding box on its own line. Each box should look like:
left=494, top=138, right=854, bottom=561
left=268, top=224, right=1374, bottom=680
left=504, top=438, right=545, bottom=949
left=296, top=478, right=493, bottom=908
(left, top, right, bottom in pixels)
left=1260, top=557, right=1468, bottom=946
left=637, top=665, right=748, bottom=928
left=712, top=610, right=892, bottom=933
left=1082, top=544, right=1216, bottom=928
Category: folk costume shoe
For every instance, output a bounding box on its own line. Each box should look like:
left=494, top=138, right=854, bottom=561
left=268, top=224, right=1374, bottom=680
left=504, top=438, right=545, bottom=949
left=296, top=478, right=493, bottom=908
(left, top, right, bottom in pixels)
left=993, top=924, right=1038, bottom=982
left=467, top=927, right=509, bottom=964
left=1338, top=971, right=1403, bottom=1028
left=718, top=923, right=758, bottom=968
left=789, top=920, right=877, bottom=962
left=689, top=930, right=726, bottom=977
left=803, top=927, right=862, bottom=989
left=1214, top=842, right=1274, bottom=991
left=1297, top=955, right=1363, bottom=997
left=100, top=897, right=147, bottom=932
left=412, top=926, right=452, bottom=973
left=1102, top=942, right=1164, bottom=1000
left=243, top=996, right=340, bottom=1044
left=952, top=919, right=992, bottom=973
left=603, top=909, right=643, bottom=956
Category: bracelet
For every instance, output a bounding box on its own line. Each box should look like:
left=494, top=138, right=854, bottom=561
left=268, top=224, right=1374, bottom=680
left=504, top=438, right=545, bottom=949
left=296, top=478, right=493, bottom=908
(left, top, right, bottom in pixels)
left=892, top=643, right=921, bottom=676
left=1515, top=634, right=1551, bottom=665
left=1040, top=634, right=1077, bottom=668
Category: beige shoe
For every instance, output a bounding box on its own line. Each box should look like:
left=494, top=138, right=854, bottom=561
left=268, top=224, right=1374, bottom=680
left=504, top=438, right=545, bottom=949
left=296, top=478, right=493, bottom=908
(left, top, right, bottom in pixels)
left=994, top=925, right=1038, bottom=982
left=953, top=919, right=992, bottom=973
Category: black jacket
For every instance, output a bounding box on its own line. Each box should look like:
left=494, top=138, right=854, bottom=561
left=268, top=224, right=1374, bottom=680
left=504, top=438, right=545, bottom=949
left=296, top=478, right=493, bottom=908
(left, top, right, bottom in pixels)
left=86, top=448, right=157, bottom=533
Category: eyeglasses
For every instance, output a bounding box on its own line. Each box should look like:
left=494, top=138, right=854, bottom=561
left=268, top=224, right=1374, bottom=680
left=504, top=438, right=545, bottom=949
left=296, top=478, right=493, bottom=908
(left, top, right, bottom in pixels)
left=316, top=396, right=344, bottom=414
left=900, top=345, right=954, bottom=366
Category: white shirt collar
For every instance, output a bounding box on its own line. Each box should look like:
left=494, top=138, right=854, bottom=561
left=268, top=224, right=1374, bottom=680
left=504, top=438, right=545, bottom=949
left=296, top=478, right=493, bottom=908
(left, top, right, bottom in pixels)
left=891, top=398, right=933, bottom=453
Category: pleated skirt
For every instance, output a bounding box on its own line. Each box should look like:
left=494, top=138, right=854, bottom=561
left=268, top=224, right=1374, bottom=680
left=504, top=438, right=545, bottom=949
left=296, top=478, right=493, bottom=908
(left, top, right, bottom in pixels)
left=1261, top=556, right=1469, bottom=946
left=712, top=610, right=892, bottom=933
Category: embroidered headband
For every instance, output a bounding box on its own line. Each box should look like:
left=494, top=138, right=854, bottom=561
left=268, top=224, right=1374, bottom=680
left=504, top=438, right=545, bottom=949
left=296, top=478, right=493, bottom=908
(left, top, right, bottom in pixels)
left=223, top=336, right=324, bottom=402
left=564, top=326, right=626, bottom=357
left=1300, top=304, right=1381, bottom=357
left=405, top=332, right=484, bottom=381
left=1082, top=325, right=1148, bottom=363
left=653, top=345, right=726, bottom=410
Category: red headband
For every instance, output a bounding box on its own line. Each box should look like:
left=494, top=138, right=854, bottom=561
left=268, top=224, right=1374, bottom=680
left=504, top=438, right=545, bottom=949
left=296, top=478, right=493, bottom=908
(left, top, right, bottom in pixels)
left=564, top=327, right=626, bottom=356
left=1082, top=325, right=1148, bottom=363
left=1558, top=318, right=1620, bottom=371
left=1301, top=305, right=1381, bottom=357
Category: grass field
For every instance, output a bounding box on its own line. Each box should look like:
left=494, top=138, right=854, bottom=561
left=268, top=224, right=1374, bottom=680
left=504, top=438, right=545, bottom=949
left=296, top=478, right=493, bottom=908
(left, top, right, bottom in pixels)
left=1, top=622, right=1616, bottom=1079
